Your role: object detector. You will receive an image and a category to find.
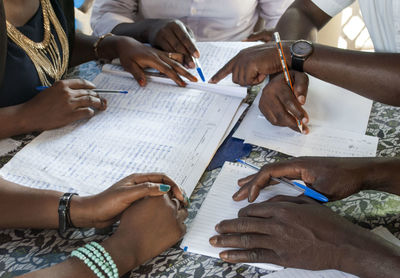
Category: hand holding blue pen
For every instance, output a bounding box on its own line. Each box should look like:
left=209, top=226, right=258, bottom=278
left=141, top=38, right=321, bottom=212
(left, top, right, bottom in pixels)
left=236, top=159, right=329, bottom=203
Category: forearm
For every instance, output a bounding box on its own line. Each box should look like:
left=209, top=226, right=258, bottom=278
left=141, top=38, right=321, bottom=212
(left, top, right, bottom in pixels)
left=303, top=45, right=400, bottom=106
left=111, top=20, right=156, bottom=43
left=70, top=33, right=97, bottom=67
left=361, top=158, right=400, bottom=196
left=338, top=234, right=400, bottom=278
left=0, top=178, right=63, bottom=229
left=0, top=104, right=36, bottom=139
left=20, top=237, right=136, bottom=278
left=275, top=0, right=331, bottom=41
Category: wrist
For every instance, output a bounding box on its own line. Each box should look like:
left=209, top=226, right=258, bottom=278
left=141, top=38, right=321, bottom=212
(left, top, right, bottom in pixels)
left=69, top=195, right=92, bottom=228
left=102, top=235, right=137, bottom=276
left=362, top=158, right=400, bottom=193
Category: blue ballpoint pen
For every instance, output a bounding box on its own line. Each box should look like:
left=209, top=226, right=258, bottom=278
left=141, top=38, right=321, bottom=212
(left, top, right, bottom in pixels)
left=35, top=86, right=128, bottom=94
left=236, top=159, right=329, bottom=203
left=192, top=57, right=206, bottom=82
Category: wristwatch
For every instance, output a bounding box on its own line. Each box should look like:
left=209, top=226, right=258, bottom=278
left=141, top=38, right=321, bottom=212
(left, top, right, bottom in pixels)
left=290, top=40, right=314, bottom=72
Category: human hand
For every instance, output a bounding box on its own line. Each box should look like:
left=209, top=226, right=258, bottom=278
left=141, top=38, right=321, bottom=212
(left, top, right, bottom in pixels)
left=146, top=19, right=200, bottom=68
left=210, top=196, right=400, bottom=277
left=259, top=72, right=309, bottom=133
left=244, top=29, right=274, bottom=42
left=233, top=157, right=377, bottom=203
left=210, top=43, right=287, bottom=85
left=100, top=35, right=197, bottom=87
left=70, top=173, right=188, bottom=229
left=21, top=79, right=106, bottom=131
left=102, top=194, right=188, bottom=275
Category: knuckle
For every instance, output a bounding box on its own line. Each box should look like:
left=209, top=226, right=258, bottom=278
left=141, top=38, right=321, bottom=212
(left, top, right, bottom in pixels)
left=248, top=250, right=260, bottom=262
left=240, top=234, right=252, bottom=248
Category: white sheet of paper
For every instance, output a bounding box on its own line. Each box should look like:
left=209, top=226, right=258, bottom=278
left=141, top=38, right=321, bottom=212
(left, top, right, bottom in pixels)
left=104, top=42, right=262, bottom=99
left=181, top=162, right=300, bottom=271
left=304, top=76, right=372, bottom=134
left=181, top=162, right=355, bottom=277
left=0, top=72, right=242, bottom=196
left=234, top=77, right=378, bottom=157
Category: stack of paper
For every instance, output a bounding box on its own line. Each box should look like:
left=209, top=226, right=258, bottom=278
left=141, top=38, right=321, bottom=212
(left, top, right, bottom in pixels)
left=0, top=42, right=260, bottom=196
left=234, top=76, right=379, bottom=157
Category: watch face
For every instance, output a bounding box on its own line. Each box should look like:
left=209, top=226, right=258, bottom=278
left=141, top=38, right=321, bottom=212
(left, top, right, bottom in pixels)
left=291, top=40, right=313, bottom=58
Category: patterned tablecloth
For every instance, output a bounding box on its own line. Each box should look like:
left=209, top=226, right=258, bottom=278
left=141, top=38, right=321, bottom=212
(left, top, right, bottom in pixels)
left=1, top=62, right=400, bottom=277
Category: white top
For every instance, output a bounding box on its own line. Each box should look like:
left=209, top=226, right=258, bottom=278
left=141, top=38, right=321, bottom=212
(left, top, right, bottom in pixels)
left=312, top=0, right=400, bottom=53
left=91, top=0, right=293, bottom=41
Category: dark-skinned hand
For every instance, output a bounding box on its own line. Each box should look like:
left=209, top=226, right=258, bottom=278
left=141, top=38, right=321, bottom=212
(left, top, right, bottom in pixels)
left=233, top=157, right=383, bottom=203
left=210, top=196, right=400, bottom=277
left=260, top=72, right=309, bottom=134
left=70, top=173, right=188, bottom=229
left=210, top=43, right=288, bottom=86
left=21, top=79, right=107, bottom=132
left=146, top=19, right=200, bottom=69
left=103, top=194, right=188, bottom=276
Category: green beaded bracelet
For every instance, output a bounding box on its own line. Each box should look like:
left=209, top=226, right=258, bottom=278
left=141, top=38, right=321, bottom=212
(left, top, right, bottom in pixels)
left=71, top=242, right=119, bottom=278
left=90, top=242, right=119, bottom=278
left=71, top=249, right=106, bottom=278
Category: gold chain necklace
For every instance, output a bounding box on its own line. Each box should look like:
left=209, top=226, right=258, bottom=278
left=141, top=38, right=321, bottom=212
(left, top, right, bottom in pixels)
left=5, top=0, right=69, bottom=86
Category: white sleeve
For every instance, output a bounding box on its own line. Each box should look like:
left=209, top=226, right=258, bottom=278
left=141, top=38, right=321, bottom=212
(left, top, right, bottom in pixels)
left=258, top=0, right=294, bottom=29
left=90, top=0, right=138, bottom=36
left=311, top=0, right=355, bottom=17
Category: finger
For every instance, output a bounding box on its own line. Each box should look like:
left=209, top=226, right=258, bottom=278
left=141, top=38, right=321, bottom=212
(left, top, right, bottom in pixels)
left=72, top=94, right=104, bottom=110
left=172, top=23, right=200, bottom=58
left=161, top=28, right=195, bottom=68
left=147, top=57, right=186, bottom=87
left=121, top=182, right=174, bottom=204
left=267, top=194, right=318, bottom=204
left=168, top=52, right=184, bottom=64
left=219, top=249, right=279, bottom=264
left=292, top=71, right=309, bottom=106
left=124, top=61, right=147, bottom=87
left=209, top=58, right=235, bottom=84
left=210, top=234, right=274, bottom=250
left=159, top=54, right=198, bottom=82
left=238, top=173, right=256, bottom=187
left=61, top=79, right=96, bottom=90
left=276, top=87, right=308, bottom=128
left=215, top=217, right=275, bottom=235
left=124, top=173, right=185, bottom=202
left=71, top=107, right=95, bottom=121
left=177, top=208, right=188, bottom=222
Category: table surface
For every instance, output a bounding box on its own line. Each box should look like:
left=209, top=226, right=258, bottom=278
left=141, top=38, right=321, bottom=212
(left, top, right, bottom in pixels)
left=1, top=62, right=400, bottom=278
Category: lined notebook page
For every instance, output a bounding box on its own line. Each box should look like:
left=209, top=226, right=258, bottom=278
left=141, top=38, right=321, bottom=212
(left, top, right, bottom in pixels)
left=181, top=162, right=300, bottom=271
left=181, top=162, right=356, bottom=277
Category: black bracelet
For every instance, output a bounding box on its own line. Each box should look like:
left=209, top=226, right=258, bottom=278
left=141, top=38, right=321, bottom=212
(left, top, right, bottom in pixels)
left=58, top=193, right=78, bottom=236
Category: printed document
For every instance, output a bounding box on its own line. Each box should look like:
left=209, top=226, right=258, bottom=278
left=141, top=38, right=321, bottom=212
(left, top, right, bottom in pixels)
left=234, top=76, right=378, bottom=157
left=0, top=73, right=242, bottom=196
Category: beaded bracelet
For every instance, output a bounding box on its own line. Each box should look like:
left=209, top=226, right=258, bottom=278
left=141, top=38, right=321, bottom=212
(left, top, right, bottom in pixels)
left=71, top=249, right=106, bottom=278
left=71, top=242, right=119, bottom=278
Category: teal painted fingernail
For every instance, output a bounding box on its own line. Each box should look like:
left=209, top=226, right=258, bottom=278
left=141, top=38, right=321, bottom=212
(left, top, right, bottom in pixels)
left=159, top=184, right=171, bottom=192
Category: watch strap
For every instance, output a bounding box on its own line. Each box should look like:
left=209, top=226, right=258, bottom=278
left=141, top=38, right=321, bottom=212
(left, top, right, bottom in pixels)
left=58, top=192, right=78, bottom=236
left=291, top=55, right=305, bottom=72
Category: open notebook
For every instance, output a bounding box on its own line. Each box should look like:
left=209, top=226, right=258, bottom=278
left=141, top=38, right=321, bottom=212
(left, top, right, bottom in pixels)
left=181, top=162, right=355, bottom=277
left=103, top=41, right=262, bottom=99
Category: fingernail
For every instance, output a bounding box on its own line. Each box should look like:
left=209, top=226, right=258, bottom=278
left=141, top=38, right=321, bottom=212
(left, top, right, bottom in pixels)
left=302, top=117, right=308, bottom=124
left=159, top=184, right=171, bottom=192
left=215, top=223, right=220, bottom=231
left=180, top=81, right=187, bottom=87
left=220, top=251, right=228, bottom=260
left=298, top=95, right=305, bottom=104
left=232, top=192, right=239, bottom=199
left=302, top=129, right=308, bottom=135
left=194, top=51, right=200, bottom=58
left=138, top=78, right=145, bottom=87
left=209, top=236, right=217, bottom=245
left=189, top=61, right=195, bottom=68
left=193, top=76, right=198, bottom=82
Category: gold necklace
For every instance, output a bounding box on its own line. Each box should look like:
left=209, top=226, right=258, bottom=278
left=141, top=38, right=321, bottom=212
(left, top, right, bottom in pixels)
left=5, top=0, right=69, bottom=86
